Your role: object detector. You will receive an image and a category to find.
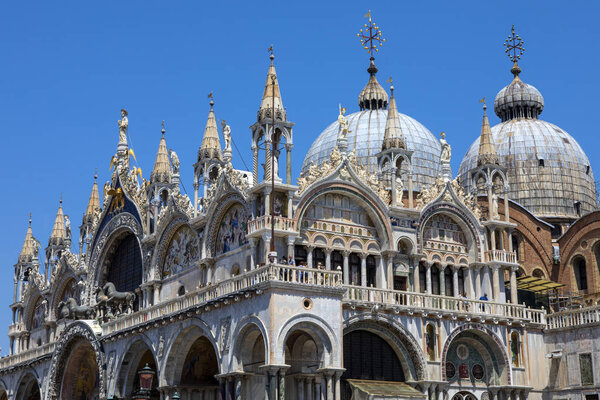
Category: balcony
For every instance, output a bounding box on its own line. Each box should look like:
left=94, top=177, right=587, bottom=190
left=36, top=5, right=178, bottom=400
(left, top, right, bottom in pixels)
left=485, top=249, right=517, bottom=265
left=8, top=323, right=25, bottom=337
left=102, top=264, right=342, bottom=336
left=343, top=285, right=546, bottom=325
left=546, top=305, right=600, bottom=330
left=0, top=342, right=55, bottom=370
left=248, top=215, right=297, bottom=237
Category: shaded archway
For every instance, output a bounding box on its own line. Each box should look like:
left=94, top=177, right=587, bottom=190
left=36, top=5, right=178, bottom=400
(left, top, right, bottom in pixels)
left=116, top=339, right=159, bottom=399
left=60, top=339, right=100, bottom=400
left=231, top=321, right=267, bottom=399
left=442, top=324, right=510, bottom=386
left=15, top=373, right=40, bottom=400
left=284, top=329, right=327, bottom=400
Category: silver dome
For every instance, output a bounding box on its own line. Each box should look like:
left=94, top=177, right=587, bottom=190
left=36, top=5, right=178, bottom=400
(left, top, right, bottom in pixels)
left=458, top=119, right=596, bottom=219
left=302, top=110, right=441, bottom=191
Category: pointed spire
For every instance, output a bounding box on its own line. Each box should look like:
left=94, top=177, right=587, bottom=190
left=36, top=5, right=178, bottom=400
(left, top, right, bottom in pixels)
left=477, top=99, right=499, bottom=166
left=257, top=49, right=286, bottom=122
left=48, top=198, right=66, bottom=247
left=151, top=122, right=172, bottom=184
left=382, top=79, right=405, bottom=150
left=82, top=171, right=101, bottom=225
left=19, top=214, right=36, bottom=263
left=198, top=96, right=223, bottom=162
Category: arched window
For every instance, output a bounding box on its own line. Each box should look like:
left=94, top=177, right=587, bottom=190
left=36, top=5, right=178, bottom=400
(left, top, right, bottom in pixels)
left=444, top=267, right=453, bottom=296
left=107, top=234, right=143, bottom=293
left=574, top=257, right=588, bottom=291
left=425, top=323, right=436, bottom=361
left=512, top=234, right=521, bottom=261
left=510, top=331, right=521, bottom=367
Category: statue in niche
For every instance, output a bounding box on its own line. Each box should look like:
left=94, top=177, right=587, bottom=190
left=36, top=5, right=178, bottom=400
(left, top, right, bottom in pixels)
left=491, top=191, right=500, bottom=219
left=169, top=149, right=180, bottom=174
left=338, top=104, right=350, bottom=139
left=64, top=215, right=71, bottom=240
left=273, top=196, right=282, bottom=216
left=118, top=109, right=128, bottom=145
left=395, top=174, right=404, bottom=205
left=439, top=132, right=451, bottom=163
left=221, top=120, right=232, bottom=151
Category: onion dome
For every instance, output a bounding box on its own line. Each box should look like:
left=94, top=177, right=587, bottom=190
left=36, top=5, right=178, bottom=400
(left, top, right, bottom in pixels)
left=83, top=172, right=101, bottom=224
left=358, top=58, right=388, bottom=110
left=197, top=98, right=222, bottom=162
left=494, top=63, right=544, bottom=122
left=382, top=83, right=405, bottom=150
left=18, top=216, right=35, bottom=263
left=477, top=102, right=499, bottom=166
left=48, top=199, right=66, bottom=247
left=151, top=124, right=172, bottom=184
left=257, top=53, right=287, bottom=122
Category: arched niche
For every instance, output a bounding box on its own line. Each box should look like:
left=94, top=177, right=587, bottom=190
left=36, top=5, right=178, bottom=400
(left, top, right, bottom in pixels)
left=116, top=339, right=159, bottom=399
left=205, top=194, right=250, bottom=259
left=159, top=224, right=200, bottom=278
left=60, top=339, right=100, bottom=400
left=420, top=211, right=478, bottom=263
left=15, top=373, right=40, bottom=400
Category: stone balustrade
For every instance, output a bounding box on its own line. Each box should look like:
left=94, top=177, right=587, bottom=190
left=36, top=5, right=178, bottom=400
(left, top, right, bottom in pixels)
left=484, top=249, right=517, bottom=264
left=0, top=342, right=55, bottom=370
left=343, top=285, right=546, bottom=325
left=248, top=215, right=297, bottom=235
left=7, top=323, right=25, bottom=337
left=546, top=305, right=600, bottom=330
left=303, top=218, right=377, bottom=238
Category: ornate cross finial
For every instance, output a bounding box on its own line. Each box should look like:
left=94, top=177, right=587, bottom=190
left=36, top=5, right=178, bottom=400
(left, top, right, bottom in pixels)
left=357, top=11, right=385, bottom=58
left=208, top=92, right=214, bottom=108
left=387, top=76, right=394, bottom=93
left=504, top=25, right=525, bottom=64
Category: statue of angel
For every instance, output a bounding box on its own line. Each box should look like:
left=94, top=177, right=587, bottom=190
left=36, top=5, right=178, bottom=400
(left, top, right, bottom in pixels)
left=64, top=215, right=71, bottom=240
left=118, top=109, right=128, bottom=145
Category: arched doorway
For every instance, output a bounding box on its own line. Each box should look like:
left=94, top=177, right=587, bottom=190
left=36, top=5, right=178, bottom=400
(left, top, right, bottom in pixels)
left=443, top=326, right=509, bottom=387
left=233, top=323, right=267, bottom=398
left=60, top=339, right=100, bottom=400
left=284, top=329, right=325, bottom=400
left=342, top=330, right=405, bottom=399
left=16, top=373, right=40, bottom=400
left=116, top=340, right=159, bottom=399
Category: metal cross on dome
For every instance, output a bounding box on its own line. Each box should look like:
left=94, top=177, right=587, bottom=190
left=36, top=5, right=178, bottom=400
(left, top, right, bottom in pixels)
left=357, top=10, right=385, bottom=58
left=504, top=25, right=525, bottom=63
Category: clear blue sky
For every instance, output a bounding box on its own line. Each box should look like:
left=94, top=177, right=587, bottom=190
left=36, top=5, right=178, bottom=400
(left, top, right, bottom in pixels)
left=0, top=1, right=598, bottom=354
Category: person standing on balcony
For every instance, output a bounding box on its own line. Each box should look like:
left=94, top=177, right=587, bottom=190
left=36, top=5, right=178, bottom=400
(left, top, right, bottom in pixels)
left=479, top=293, right=488, bottom=312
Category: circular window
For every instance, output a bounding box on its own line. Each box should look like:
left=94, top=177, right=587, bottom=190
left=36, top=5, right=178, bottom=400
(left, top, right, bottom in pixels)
left=302, top=298, right=313, bottom=310
left=472, top=364, right=485, bottom=380
left=445, top=362, right=456, bottom=379
left=456, top=344, right=469, bottom=360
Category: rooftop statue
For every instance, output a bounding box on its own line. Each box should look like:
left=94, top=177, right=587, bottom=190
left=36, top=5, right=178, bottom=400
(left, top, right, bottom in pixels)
left=221, top=120, right=232, bottom=152
left=118, top=108, right=128, bottom=145
left=440, top=132, right=451, bottom=163
left=338, top=104, right=350, bottom=139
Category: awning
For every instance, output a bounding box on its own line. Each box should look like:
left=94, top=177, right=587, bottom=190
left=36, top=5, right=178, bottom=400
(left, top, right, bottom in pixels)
left=505, top=275, right=564, bottom=293
left=346, top=379, right=426, bottom=400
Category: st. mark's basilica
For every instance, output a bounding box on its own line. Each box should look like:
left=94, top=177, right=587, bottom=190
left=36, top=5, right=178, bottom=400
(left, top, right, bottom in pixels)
left=2, top=16, right=600, bottom=400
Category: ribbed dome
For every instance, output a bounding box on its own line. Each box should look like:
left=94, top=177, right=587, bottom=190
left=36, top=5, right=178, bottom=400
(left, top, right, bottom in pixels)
left=302, top=110, right=441, bottom=191
left=458, top=119, right=596, bottom=219
left=494, top=68, right=544, bottom=122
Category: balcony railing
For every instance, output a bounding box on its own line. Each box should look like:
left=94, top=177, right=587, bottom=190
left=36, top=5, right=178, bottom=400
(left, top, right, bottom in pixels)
left=0, top=342, right=55, bottom=370
left=485, top=249, right=517, bottom=264
left=102, top=264, right=342, bottom=336
left=546, top=305, right=600, bottom=330
left=8, top=323, right=25, bottom=337
left=343, top=285, right=546, bottom=324
left=248, top=215, right=297, bottom=235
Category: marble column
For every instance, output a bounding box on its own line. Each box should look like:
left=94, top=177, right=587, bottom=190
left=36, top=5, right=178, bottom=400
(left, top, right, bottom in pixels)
left=492, top=264, right=500, bottom=301
left=490, top=226, right=496, bottom=250
left=452, top=265, right=459, bottom=297
left=342, top=251, right=350, bottom=285
left=474, top=265, right=482, bottom=299
left=377, top=255, right=386, bottom=288
left=252, top=145, right=259, bottom=185
left=407, top=173, right=414, bottom=208
left=297, top=376, right=305, bottom=400
left=439, top=263, right=446, bottom=296
left=250, top=238, right=257, bottom=269
left=425, top=261, right=433, bottom=294
left=285, top=144, right=293, bottom=185
left=325, top=249, right=332, bottom=271
left=386, top=254, right=394, bottom=290
left=287, top=190, right=294, bottom=218
left=287, top=236, right=296, bottom=262
left=465, top=266, right=474, bottom=298
left=414, top=262, right=421, bottom=293
left=360, top=254, right=367, bottom=287
left=510, top=265, right=518, bottom=304
left=307, top=246, right=314, bottom=269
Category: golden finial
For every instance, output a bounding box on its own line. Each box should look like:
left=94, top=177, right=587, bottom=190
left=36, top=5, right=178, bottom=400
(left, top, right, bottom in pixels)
left=479, top=96, right=487, bottom=110
left=387, top=76, right=394, bottom=93
left=504, top=25, right=524, bottom=77
left=357, top=11, right=385, bottom=58
left=440, top=131, right=446, bottom=139
left=207, top=92, right=213, bottom=99
left=161, top=120, right=166, bottom=135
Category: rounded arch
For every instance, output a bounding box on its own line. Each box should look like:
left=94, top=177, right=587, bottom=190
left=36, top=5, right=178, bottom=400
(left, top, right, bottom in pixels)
left=15, top=371, right=40, bottom=400
left=154, top=218, right=200, bottom=279
left=276, top=314, right=339, bottom=367
left=295, top=182, right=394, bottom=250
left=51, top=275, right=80, bottom=320
left=230, top=316, right=269, bottom=370
left=397, top=237, right=415, bottom=255
left=343, top=313, right=427, bottom=381
left=22, top=291, right=43, bottom=332
left=161, top=318, right=220, bottom=386
left=204, top=193, right=250, bottom=258
left=115, top=334, right=159, bottom=399
left=45, top=321, right=106, bottom=400
left=441, top=324, right=510, bottom=385
left=571, top=254, right=589, bottom=291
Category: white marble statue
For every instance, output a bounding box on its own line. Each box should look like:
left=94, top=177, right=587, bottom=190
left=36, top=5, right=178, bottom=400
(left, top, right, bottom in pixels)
left=491, top=192, right=500, bottom=219
left=169, top=149, right=180, bottom=174
left=338, top=104, right=350, bottom=139
left=221, top=120, right=232, bottom=151
left=440, top=132, right=451, bottom=163
left=118, top=109, right=128, bottom=145
left=395, top=175, right=404, bottom=205
left=64, top=215, right=71, bottom=240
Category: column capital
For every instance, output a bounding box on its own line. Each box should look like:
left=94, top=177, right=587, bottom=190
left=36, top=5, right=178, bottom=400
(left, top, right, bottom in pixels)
left=510, top=265, right=520, bottom=273
left=284, top=143, right=294, bottom=151
left=359, top=253, right=369, bottom=260
left=342, top=250, right=352, bottom=257
left=287, top=236, right=297, bottom=246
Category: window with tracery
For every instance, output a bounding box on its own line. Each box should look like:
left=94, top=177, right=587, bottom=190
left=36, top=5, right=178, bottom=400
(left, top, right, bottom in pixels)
left=423, top=215, right=468, bottom=255
left=107, top=234, right=143, bottom=293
